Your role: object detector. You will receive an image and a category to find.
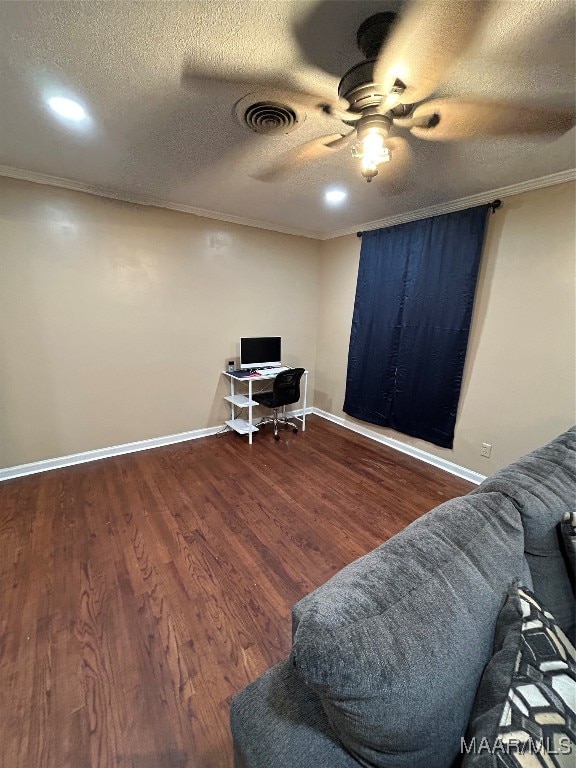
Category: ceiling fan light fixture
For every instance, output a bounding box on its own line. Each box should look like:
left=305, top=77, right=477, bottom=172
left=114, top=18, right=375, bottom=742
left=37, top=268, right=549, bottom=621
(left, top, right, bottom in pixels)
left=359, top=149, right=391, bottom=181
left=352, top=115, right=392, bottom=182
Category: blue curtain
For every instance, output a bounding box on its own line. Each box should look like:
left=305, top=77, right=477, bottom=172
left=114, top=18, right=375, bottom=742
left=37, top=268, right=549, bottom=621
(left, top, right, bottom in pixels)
left=343, top=205, right=489, bottom=448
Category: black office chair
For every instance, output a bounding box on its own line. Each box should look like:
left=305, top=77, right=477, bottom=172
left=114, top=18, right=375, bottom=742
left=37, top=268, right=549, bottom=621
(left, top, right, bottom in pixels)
left=252, top=368, right=305, bottom=441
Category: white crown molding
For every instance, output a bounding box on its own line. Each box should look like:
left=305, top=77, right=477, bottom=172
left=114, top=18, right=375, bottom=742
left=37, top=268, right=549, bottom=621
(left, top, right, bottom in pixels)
left=320, top=168, right=576, bottom=240
left=1, top=163, right=574, bottom=242
left=0, top=164, right=321, bottom=240
left=312, top=408, right=486, bottom=485
left=0, top=424, right=225, bottom=482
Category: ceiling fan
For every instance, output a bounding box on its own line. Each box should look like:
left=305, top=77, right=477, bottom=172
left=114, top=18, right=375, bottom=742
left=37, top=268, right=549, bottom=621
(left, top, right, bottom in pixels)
left=184, top=0, right=575, bottom=184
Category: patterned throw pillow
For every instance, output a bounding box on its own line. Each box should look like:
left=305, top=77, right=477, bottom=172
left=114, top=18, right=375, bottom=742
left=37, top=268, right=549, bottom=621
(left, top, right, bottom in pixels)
left=462, top=584, right=576, bottom=767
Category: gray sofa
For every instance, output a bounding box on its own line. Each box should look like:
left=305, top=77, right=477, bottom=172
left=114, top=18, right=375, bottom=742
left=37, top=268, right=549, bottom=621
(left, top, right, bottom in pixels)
left=231, top=428, right=576, bottom=768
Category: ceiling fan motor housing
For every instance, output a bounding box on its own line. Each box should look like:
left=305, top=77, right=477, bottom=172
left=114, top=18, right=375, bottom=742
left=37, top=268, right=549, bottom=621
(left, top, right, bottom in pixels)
left=338, top=59, right=389, bottom=114
left=338, top=13, right=405, bottom=119
left=356, top=12, right=397, bottom=58
left=356, top=113, right=392, bottom=143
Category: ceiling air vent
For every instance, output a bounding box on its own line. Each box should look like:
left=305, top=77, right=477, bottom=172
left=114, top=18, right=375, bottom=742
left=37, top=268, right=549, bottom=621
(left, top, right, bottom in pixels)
left=234, top=94, right=304, bottom=135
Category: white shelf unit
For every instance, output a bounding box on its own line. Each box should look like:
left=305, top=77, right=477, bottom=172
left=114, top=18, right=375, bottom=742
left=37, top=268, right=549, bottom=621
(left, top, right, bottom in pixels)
left=224, top=418, right=259, bottom=435
left=224, top=394, right=257, bottom=408
left=223, top=369, right=307, bottom=445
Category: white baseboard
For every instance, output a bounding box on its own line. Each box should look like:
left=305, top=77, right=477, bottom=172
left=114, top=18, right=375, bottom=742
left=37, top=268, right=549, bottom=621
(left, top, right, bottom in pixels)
left=312, top=408, right=486, bottom=485
left=0, top=406, right=483, bottom=485
left=0, top=425, right=224, bottom=482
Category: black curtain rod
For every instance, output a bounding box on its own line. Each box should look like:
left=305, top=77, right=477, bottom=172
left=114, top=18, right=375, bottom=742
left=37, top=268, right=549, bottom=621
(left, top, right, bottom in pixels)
left=356, top=199, right=502, bottom=237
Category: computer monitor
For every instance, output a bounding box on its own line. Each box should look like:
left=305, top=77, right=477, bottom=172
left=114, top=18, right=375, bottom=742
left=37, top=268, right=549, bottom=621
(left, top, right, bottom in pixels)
left=240, top=336, right=281, bottom=369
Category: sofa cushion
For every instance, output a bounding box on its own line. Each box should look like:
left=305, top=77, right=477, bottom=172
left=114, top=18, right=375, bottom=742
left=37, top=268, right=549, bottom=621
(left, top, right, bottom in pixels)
left=291, top=492, right=532, bottom=768
left=524, top=553, right=575, bottom=642
left=472, top=427, right=575, bottom=555
left=461, top=584, right=576, bottom=767
left=471, top=427, right=576, bottom=637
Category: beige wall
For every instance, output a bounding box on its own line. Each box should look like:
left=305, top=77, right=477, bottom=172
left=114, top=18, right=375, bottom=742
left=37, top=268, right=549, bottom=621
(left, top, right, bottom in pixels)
left=0, top=177, right=320, bottom=467
left=315, top=182, right=576, bottom=475
left=1, top=176, right=574, bottom=474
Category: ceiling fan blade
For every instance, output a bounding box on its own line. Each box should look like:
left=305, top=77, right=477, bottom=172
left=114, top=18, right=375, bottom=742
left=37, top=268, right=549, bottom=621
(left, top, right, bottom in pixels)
left=252, top=132, right=354, bottom=182
left=182, top=67, right=350, bottom=115
left=394, top=98, right=576, bottom=141
left=373, top=0, right=489, bottom=106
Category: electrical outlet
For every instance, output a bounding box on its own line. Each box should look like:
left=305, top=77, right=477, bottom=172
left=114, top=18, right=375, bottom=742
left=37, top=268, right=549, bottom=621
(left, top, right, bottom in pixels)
left=481, top=442, right=492, bottom=458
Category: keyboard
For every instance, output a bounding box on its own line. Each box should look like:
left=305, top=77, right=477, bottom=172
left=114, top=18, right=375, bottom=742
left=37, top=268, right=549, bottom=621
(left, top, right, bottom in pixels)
left=255, top=366, right=290, bottom=376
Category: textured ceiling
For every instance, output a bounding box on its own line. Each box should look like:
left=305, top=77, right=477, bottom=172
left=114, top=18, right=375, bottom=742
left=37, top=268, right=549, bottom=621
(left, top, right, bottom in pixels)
left=0, top=0, right=574, bottom=237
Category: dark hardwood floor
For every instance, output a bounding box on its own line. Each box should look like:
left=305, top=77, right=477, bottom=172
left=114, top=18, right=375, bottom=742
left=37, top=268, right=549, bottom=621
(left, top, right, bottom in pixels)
left=0, top=416, right=473, bottom=768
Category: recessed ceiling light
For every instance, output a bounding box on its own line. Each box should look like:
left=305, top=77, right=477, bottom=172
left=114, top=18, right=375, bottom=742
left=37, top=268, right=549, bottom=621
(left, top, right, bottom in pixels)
left=48, top=96, right=87, bottom=122
left=325, top=188, right=347, bottom=205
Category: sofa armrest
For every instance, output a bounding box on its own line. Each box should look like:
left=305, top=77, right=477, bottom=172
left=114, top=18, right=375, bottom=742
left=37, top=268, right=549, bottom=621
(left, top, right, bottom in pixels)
left=230, top=660, right=360, bottom=768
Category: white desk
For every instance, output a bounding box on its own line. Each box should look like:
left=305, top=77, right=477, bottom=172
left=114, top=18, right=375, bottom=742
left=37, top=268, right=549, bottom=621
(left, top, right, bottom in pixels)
left=223, top=369, right=308, bottom=444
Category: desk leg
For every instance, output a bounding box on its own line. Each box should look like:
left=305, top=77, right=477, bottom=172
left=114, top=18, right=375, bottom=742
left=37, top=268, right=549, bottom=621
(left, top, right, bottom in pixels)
left=230, top=377, right=235, bottom=422
left=302, top=371, right=307, bottom=431
left=248, top=379, right=253, bottom=445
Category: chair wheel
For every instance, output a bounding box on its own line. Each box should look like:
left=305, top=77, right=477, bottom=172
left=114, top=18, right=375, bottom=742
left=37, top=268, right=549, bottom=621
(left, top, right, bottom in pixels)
left=274, top=434, right=280, bottom=441
left=292, top=428, right=298, bottom=433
